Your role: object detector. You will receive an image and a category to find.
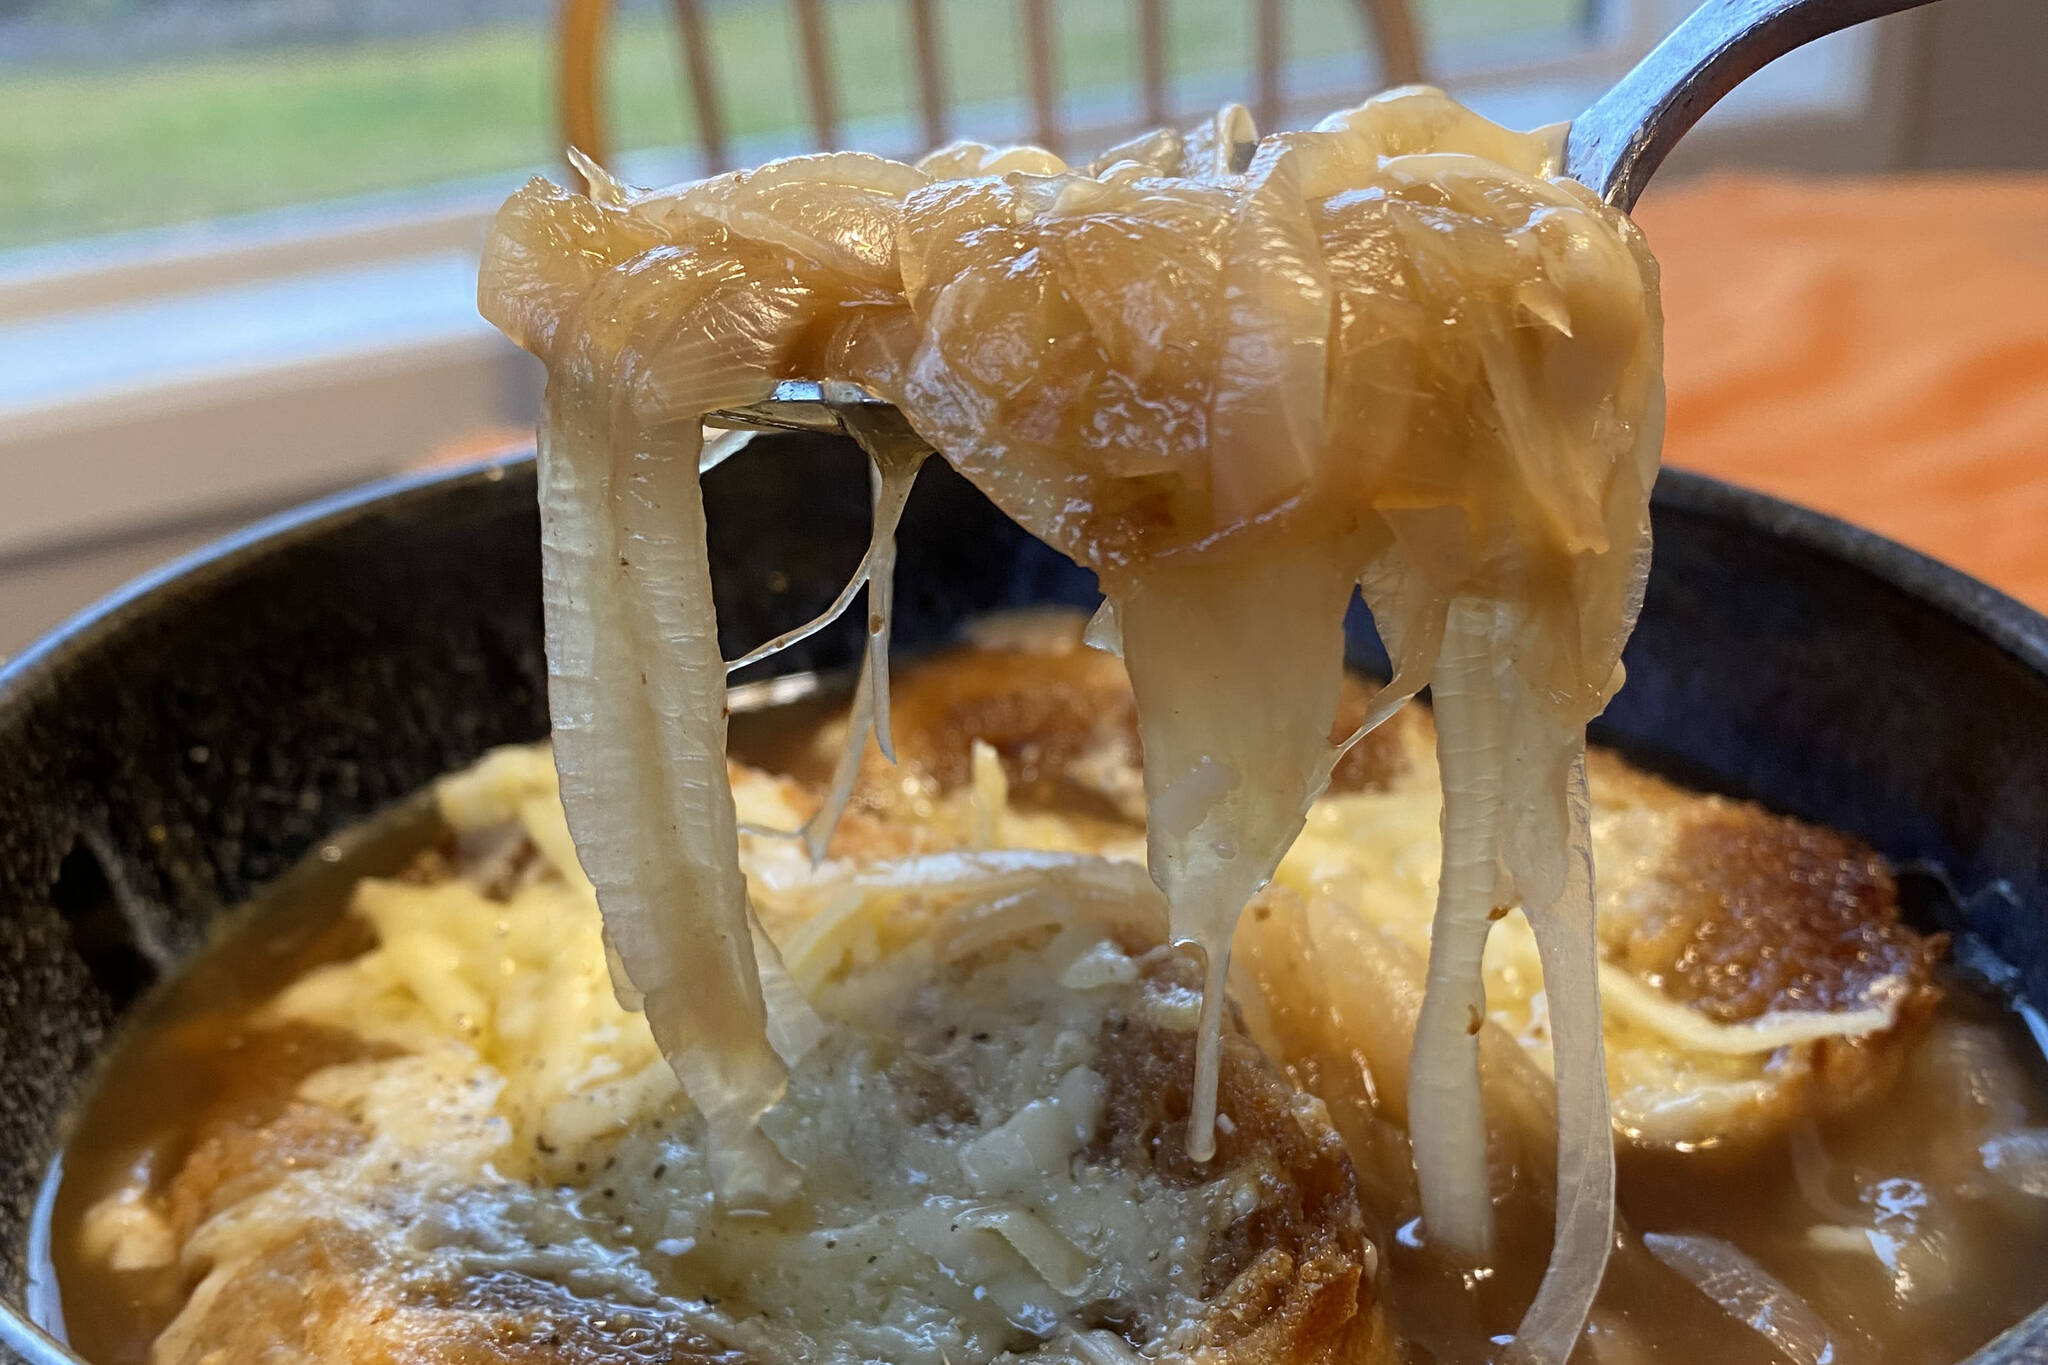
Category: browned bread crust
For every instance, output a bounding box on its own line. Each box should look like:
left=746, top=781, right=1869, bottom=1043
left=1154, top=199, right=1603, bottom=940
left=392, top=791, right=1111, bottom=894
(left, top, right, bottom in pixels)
left=858, top=639, right=1409, bottom=822
left=837, top=644, right=1942, bottom=1153
left=1092, top=950, right=1390, bottom=1365
left=141, top=889, right=1389, bottom=1365
left=1589, top=759, right=1940, bottom=1026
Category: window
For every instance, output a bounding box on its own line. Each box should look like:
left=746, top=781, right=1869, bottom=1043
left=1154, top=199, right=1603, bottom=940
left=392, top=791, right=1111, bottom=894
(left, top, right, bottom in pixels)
left=2, top=0, right=1601, bottom=250
left=0, top=0, right=1908, bottom=655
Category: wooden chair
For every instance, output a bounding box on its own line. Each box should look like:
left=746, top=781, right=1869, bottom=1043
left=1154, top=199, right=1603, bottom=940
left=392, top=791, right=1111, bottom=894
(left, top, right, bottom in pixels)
left=559, top=0, right=1425, bottom=180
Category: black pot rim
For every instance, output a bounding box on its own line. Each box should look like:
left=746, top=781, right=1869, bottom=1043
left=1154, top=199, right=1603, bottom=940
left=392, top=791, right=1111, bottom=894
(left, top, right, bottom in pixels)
left=7, top=454, right=2046, bottom=716
left=0, top=453, right=533, bottom=708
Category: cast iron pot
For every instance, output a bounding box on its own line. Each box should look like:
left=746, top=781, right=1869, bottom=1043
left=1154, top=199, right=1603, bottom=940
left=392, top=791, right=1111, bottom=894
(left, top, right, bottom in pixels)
left=3, top=436, right=2047, bottom=1362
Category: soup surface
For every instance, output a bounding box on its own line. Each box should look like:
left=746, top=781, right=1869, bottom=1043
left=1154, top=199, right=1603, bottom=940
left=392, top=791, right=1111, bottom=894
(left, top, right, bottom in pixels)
left=38, top=626, right=2048, bottom=1365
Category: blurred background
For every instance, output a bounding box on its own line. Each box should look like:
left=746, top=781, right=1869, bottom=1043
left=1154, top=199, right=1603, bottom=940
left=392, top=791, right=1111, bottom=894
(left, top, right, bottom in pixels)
left=1, top=0, right=2044, bottom=655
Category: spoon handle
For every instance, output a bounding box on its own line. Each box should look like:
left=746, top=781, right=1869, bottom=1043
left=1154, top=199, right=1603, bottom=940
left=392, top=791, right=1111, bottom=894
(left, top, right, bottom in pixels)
left=1565, top=0, right=1937, bottom=211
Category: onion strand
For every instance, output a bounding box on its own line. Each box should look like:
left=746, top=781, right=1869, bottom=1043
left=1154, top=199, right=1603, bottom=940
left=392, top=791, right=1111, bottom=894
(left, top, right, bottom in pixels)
left=1643, top=1232, right=1840, bottom=1365
left=1407, top=598, right=1510, bottom=1263
left=1510, top=750, right=1617, bottom=1365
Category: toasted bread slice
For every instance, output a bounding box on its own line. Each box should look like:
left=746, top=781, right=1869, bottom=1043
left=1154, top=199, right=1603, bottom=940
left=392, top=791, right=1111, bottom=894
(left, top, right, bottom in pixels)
left=1280, top=708, right=1941, bottom=1152
left=825, top=620, right=1411, bottom=836
left=111, top=776, right=1388, bottom=1365
left=1578, top=750, right=1943, bottom=1146
left=1090, top=950, right=1391, bottom=1365
left=793, top=639, right=1941, bottom=1154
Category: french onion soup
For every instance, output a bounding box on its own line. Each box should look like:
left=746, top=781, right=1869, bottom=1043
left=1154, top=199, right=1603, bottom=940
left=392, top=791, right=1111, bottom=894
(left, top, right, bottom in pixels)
left=33, top=90, right=2048, bottom=1365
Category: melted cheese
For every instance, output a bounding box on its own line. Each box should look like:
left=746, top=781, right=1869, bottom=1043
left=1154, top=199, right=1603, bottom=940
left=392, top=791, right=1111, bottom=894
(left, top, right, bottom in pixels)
left=146, top=752, right=1290, bottom=1365
left=1276, top=736, right=1913, bottom=1149
left=117, top=728, right=1931, bottom=1364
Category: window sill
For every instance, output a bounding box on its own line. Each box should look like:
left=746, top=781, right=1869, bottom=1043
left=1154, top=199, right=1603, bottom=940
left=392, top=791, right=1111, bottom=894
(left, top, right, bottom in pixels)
left=0, top=250, right=535, bottom=562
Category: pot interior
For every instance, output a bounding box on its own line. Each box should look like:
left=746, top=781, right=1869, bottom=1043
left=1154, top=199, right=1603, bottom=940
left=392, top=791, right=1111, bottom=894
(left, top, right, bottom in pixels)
left=4, top=435, right=2047, bottom=1361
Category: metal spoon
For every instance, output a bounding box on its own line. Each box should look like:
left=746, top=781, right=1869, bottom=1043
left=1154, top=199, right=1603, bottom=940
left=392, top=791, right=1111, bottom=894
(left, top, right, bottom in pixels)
left=705, top=0, right=1939, bottom=437
left=1566, top=0, right=1934, bottom=212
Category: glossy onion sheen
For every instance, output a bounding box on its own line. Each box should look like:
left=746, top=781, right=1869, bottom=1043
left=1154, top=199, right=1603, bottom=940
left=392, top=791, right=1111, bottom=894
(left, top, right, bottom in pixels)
left=478, top=85, right=1663, bottom=1361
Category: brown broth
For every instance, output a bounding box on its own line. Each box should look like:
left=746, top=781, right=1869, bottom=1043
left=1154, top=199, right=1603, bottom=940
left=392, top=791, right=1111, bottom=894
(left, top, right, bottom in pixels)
left=1615, top=993, right=2048, bottom=1365
left=38, top=795, right=440, bottom=1365
left=1375, top=988, right=2048, bottom=1365
left=31, top=673, right=2048, bottom=1365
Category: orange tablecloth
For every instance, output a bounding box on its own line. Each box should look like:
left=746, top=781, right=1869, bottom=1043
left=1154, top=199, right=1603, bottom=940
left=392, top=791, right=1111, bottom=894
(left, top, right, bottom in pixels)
left=1633, top=172, right=2048, bottom=609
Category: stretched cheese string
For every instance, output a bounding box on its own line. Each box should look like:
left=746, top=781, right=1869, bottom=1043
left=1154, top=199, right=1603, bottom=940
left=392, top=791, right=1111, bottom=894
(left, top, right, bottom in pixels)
left=1109, top=537, right=1360, bottom=1160
left=733, top=423, right=928, bottom=862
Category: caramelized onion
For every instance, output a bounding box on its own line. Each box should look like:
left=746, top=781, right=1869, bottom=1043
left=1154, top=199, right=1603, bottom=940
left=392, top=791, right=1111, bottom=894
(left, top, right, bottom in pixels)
left=1408, top=601, right=1514, bottom=1259
left=1513, top=752, right=1617, bottom=1364
left=1644, top=1232, right=1840, bottom=1365
left=479, top=87, right=1663, bottom=1353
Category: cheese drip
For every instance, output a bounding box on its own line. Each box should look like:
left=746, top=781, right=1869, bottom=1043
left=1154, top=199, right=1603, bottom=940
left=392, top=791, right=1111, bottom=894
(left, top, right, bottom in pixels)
left=479, top=84, right=1662, bottom=1360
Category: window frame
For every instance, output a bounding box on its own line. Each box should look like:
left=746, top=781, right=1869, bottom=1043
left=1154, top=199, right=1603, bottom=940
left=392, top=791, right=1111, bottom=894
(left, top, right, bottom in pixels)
left=0, top=0, right=1921, bottom=571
